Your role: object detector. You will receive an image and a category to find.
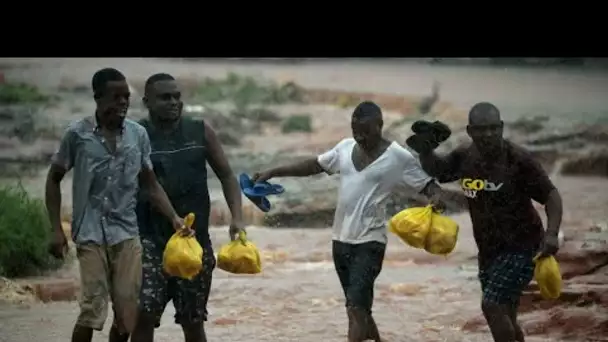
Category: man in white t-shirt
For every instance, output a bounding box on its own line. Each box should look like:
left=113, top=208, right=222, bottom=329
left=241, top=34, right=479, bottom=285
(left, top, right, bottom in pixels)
left=252, top=101, right=444, bottom=342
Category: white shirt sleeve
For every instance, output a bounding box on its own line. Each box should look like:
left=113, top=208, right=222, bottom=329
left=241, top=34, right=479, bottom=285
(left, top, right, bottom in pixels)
left=399, top=147, right=434, bottom=192
left=317, top=138, right=350, bottom=175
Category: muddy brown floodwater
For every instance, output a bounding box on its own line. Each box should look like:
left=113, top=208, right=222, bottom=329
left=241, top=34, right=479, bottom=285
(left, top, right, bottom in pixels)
left=1, top=173, right=606, bottom=341
left=0, top=225, right=511, bottom=342
left=0, top=198, right=594, bottom=342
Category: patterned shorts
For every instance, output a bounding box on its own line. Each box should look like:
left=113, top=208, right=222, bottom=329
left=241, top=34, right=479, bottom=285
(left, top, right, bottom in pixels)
left=332, top=240, right=386, bottom=314
left=479, top=252, right=535, bottom=306
left=139, top=237, right=216, bottom=326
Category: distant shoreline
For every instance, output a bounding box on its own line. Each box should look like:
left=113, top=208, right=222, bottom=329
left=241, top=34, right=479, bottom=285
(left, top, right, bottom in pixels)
left=172, top=57, right=608, bottom=69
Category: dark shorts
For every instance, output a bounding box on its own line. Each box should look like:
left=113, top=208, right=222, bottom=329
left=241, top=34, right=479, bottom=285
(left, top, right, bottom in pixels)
left=332, top=240, right=386, bottom=314
left=479, top=251, right=535, bottom=306
left=139, top=236, right=216, bottom=326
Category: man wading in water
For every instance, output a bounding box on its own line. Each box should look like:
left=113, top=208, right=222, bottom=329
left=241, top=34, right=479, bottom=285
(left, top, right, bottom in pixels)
left=411, top=102, right=562, bottom=342
left=253, top=101, right=445, bottom=342
left=46, top=68, right=185, bottom=342
left=131, top=73, right=245, bottom=342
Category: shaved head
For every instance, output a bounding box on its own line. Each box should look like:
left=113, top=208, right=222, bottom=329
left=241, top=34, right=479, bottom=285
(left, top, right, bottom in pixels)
left=466, top=102, right=504, bottom=158
left=351, top=101, right=383, bottom=150
left=468, top=102, right=501, bottom=126
left=353, top=101, right=382, bottom=121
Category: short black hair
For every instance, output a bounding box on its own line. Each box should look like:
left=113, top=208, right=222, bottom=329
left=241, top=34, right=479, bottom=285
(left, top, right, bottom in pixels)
left=144, top=73, right=175, bottom=95
left=91, top=68, right=126, bottom=98
left=352, top=101, right=382, bottom=120
left=468, top=102, right=501, bottom=125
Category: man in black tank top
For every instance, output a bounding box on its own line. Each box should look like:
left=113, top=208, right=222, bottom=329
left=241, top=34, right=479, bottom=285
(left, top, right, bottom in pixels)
left=131, top=73, right=246, bottom=342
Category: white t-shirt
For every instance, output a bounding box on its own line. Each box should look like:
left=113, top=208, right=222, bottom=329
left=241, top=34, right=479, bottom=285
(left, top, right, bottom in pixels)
left=317, top=138, right=433, bottom=245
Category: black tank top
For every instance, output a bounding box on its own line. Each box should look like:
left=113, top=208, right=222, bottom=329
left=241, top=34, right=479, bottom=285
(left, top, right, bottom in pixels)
left=136, top=117, right=212, bottom=249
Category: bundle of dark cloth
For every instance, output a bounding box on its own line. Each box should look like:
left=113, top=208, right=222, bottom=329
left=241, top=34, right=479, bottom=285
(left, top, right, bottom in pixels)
left=405, top=120, right=452, bottom=154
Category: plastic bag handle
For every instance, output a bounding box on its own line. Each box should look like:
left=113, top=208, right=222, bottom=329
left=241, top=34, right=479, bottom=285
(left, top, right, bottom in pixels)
left=533, top=252, right=547, bottom=263
left=238, top=230, right=248, bottom=245
left=184, top=213, right=196, bottom=230
left=426, top=204, right=444, bottom=215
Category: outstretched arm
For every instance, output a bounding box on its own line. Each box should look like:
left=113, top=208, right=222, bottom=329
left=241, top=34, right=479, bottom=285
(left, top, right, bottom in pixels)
left=257, top=157, right=325, bottom=180
left=421, top=181, right=442, bottom=199
left=253, top=139, right=344, bottom=182
left=400, top=149, right=450, bottom=209
left=418, top=148, right=464, bottom=183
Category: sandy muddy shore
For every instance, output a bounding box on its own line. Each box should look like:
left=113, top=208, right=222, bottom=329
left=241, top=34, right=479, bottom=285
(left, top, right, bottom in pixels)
left=2, top=58, right=608, bottom=116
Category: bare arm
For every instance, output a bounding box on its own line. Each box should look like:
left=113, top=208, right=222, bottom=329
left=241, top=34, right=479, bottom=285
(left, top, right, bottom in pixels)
left=45, top=128, right=75, bottom=236
left=520, top=153, right=563, bottom=239
left=256, top=140, right=342, bottom=182
left=204, top=122, right=243, bottom=223
left=139, top=168, right=179, bottom=222
left=544, top=188, right=563, bottom=238
left=137, top=128, right=180, bottom=224
left=267, top=157, right=325, bottom=178
left=400, top=149, right=450, bottom=209
left=418, top=149, right=463, bottom=183
left=45, top=164, right=67, bottom=235
left=420, top=180, right=441, bottom=198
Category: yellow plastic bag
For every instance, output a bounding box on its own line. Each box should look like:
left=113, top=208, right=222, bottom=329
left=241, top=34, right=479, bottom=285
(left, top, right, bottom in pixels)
left=162, top=213, right=204, bottom=280
left=389, top=205, right=459, bottom=255
left=533, top=254, right=562, bottom=299
left=217, top=231, right=262, bottom=274
left=424, top=213, right=459, bottom=255
left=388, top=205, right=433, bottom=249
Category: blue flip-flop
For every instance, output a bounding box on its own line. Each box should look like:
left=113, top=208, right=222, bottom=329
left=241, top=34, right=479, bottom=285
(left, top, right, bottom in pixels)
left=243, top=182, right=285, bottom=197
left=239, top=173, right=272, bottom=212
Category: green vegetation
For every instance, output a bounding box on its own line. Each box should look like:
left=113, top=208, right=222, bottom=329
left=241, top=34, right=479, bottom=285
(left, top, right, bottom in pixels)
left=0, top=185, right=63, bottom=277
left=192, top=73, right=305, bottom=108
left=281, top=114, right=313, bottom=133
left=231, top=107, right=281, bottom=122
left=184, top=74, right=310, bottom=144
left=0, top=83, right=51, bottom=105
